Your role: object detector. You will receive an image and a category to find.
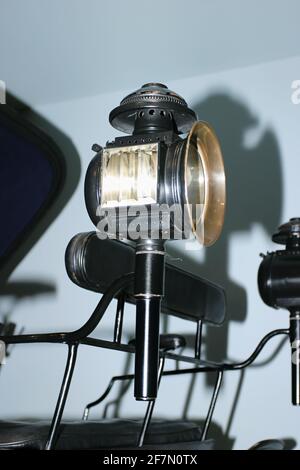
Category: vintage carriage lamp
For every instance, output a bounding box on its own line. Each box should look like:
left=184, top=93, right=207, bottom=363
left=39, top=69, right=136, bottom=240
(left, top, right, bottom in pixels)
left=258, top=218, right=300, bottom=405
left=85, top=83, right=226, bottom=401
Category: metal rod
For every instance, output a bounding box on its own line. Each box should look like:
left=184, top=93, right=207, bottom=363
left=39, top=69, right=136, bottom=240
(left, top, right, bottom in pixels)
left=102, top=376, right=133, bottom=419
left=113, top=294, right=125, bottom=343
left=137, top=357, right=165, bottom=448
left=182, top=373, right=197, bottom=419
left=225, top=369, right=245, bottom=438
left=195, top=320, right=203, bottom=360
left=0, top=273, right=134, bottom=346
left=0, top=326, right=288, bottom=373
left=82, top=378, right=115, bottom=421
left=68, top=273, right=133, bottom=342
left=81, top=336, right=134, bottom=353
left=165, top=328, right=290, bottom=370
left=45, top=343, right=78, bottom=450
left=201, top=370, right=223, bottom=441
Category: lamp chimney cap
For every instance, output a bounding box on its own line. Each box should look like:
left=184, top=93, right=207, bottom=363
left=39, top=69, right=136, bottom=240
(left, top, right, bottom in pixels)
left=109, top=83, right=196, bottom=135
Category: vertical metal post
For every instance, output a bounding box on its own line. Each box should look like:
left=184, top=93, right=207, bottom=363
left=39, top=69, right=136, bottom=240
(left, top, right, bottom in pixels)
left=134, top=240, right=165, bottom=401
left=45, top=343, right=78, bottom=450
left=201, top=370, right=223, bottom=441
left=137, top=357, right=165, bottom=447
left=114, top=294, right=125, bottom=343
left=195, top=319, right=203, bottom=360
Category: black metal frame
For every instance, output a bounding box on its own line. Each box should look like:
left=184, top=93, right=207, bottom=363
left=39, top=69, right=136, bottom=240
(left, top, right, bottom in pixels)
left=82, top=326, right=288, bottom=446
left=0, top=270, right=290, bottom=449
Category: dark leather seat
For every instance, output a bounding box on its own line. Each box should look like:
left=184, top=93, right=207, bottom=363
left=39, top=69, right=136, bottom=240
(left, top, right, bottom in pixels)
left=249, top=439, right=285, bottom=451
left=0, top=419, right=214, bottom=450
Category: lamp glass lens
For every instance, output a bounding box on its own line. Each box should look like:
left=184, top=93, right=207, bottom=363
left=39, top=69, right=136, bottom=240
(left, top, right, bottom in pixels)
left=184, top=121, right=226, bottom=246
left=186, top=140, right=205, bottom=225
left=101, top=143, right=158, bottom=208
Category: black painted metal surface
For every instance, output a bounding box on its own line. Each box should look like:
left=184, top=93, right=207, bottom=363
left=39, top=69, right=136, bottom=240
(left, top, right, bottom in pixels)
left=258, top=218, right=300, bottom=405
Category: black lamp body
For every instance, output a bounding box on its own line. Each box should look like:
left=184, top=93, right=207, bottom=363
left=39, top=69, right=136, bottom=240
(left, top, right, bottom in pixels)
left=259, top=251, right=300, bottom=310
left=85, top=97, right=198, bottom=242
left=258, top=218, right=300, bottom=405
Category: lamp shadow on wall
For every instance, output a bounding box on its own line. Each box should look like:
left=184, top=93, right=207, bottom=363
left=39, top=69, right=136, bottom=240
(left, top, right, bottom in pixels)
left=169, top=91, right=283, bottom=360
left=0, top=281, right=56, bottom=329
left=194, top=91, right=283, bottom=364
left=167, top=92, right=283, bottom=447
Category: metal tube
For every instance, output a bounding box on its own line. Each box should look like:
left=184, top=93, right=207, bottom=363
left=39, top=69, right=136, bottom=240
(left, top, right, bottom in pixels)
left=201, top=370, right=223, bottom=441
left=134, top=241, right=165, bottom=401
left=195, top=320, right=203, bottom=360
left=134, top=297, right=161, bottom=400
left=114, top=294, right=125, bottom=343
left=164, top=328, right=289, bottom=370
left=137, top=357, right=165, bottom=447
left=45, top=343, right=78, bottom=450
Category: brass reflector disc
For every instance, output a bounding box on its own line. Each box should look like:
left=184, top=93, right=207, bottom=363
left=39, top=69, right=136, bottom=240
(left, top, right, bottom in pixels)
left=184, top=121, right=226, bottom=246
